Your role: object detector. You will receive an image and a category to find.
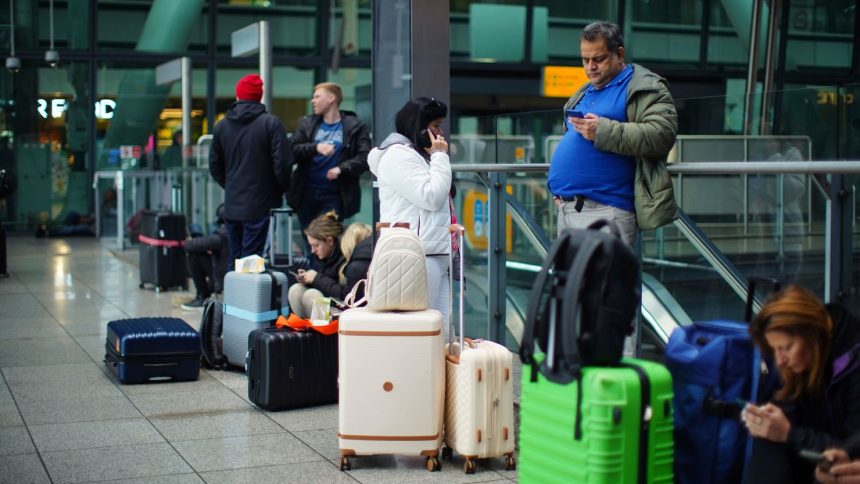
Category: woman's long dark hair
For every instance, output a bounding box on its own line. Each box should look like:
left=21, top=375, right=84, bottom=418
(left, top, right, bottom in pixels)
left=394, top=97, right=448, bottom=150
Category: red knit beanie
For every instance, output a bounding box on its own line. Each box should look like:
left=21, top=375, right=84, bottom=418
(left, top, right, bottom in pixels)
left=236, top=74, right=263, bottom=102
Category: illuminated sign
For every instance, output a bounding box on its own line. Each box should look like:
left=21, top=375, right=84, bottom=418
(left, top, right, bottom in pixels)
left=817, top=91, right=854, bottom=106
left=37, top=98, right=117, bottom=120
left=542, top=66, right=588, bottom=98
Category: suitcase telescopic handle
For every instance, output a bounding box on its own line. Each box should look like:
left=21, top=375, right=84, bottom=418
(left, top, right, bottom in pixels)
left=269, top=207, right=294, bottom=267
left=447, top=224, right=465, bottom=355
left=744, top=276, right=783, bottom=322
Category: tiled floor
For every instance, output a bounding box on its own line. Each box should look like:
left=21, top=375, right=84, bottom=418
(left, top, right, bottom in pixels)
left=0, top=236, right=518, bottom=483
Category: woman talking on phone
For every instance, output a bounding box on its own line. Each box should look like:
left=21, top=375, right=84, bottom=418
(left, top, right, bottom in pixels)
left=367, top=97, right=453, bottom=328
left=741, top=285, right=860, bottom=483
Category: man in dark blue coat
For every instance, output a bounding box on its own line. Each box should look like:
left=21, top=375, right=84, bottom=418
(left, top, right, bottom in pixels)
left=209, top=74, right=292, bottom=261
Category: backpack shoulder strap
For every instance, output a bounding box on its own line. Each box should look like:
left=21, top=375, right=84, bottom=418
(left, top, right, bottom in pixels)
left=521, top=233, right=571, bottom=377
left=343, top=279, right=368, bottom=308
left=199, top=298, right=218, bottom=368
left=558, top=237, right=601, bottom=372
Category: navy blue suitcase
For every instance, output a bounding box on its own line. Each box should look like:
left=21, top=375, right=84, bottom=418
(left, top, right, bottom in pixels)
left=105, top=317, right=201, bottom=384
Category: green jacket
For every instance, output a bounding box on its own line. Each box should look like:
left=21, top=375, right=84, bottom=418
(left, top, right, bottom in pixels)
left=563, top=63, right=679, bottom=230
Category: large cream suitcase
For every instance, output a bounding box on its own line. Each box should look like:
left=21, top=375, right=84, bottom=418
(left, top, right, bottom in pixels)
left=443, top=225, right=516, bottom=474
left=337, top=307, right=445, bottom=472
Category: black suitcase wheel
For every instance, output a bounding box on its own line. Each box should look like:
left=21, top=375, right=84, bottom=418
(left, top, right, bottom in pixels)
left=339, top=456, right=351, bottom=471
left=138, top=283, right=145, bottom=289
left=463, top=459, right=476, bottom=474
left=442, top=446, right=453, bottom=460
left=505, top=454, right=516, bottom=471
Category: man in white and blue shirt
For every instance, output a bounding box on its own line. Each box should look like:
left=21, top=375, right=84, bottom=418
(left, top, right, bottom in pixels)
left=290, top=82, right=372, bottom=253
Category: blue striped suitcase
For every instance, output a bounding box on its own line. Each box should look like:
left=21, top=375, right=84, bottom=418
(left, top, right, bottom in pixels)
left=105, top=317, right=201, bottom=383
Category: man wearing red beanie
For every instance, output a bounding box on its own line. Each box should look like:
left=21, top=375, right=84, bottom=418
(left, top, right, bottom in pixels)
left=209, top=74, right=292, bottom=261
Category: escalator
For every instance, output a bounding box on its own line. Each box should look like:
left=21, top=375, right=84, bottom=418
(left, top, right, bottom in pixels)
left=495, top=197, right=770, bottom=362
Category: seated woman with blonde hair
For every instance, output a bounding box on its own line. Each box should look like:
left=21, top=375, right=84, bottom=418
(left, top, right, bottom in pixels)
left=288, top=213, right=372, bottom=318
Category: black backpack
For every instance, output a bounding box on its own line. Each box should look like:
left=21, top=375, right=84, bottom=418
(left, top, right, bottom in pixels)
left=520, top=220, right=641, bottom=384
left=199, top=297, right=227, bottom=369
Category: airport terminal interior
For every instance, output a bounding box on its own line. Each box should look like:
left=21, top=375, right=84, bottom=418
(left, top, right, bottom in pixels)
left=0, top=0, right=859, bottom=482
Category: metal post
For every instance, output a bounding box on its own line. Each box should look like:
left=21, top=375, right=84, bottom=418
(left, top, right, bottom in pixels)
left=488, top=172, right=508, bottom=345
left=760, top=0, right=780, bottom=134
left=259, top=20, right=272, bottom=110
left=116, top=171, right=125, bottom=250
left=181, top=57, right=192, bottom=169
left=825, top=175, right=852, bottom=304
left=371, top=0, right=451, bottom=228
left=743, top=0, right=763, bottom=135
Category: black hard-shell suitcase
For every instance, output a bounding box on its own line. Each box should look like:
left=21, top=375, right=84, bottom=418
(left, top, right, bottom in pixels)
left=247, top=327, right=338, bottom=410
left=138, top=210, right=187, bottom=292
left=105, top=317, right=201, bottom=384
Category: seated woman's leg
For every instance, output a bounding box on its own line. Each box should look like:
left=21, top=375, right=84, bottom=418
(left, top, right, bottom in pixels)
left=744, top=438, right=815, bottom=484
left=288, top=283, right=312, bottom=319
left=300, top=287, right=325, bottom=319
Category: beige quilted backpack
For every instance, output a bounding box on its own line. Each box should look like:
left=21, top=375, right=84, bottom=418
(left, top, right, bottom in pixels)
left=344, top=225, right=428, bottom=311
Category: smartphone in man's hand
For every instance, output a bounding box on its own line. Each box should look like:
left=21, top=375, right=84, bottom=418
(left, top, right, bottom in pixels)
left=566, top=109, right=585, bottom=119
left=799, top=449, right=834, bottom=472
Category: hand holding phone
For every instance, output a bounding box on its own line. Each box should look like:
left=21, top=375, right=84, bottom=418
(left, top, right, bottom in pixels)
left=427, top=129, right=448, bottom=154
left=566, top=109, right=585, bottom=119
left=800, top=449, right=834, bottom=472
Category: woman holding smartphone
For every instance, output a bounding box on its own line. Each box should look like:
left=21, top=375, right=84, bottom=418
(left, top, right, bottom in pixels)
left=367, top=97, right=453, bottom=329
left=288, top=211, right=345, bottom=318
left=741, top=285, right=860, bottom=483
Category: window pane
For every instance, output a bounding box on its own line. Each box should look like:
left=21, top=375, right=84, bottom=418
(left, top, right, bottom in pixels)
left=98, top=0, right=209, bottom=54
left=0, top=62, right=92, bottom=232
left=216, top=0, right=317, bottom=56
left=629, top=0, right=702, bottom=64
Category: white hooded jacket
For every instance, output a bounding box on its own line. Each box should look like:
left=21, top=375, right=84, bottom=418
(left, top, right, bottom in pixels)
left=367, top=133, right=452, bottom=255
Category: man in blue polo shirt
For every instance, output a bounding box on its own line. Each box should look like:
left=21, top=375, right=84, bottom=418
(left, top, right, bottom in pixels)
left=548, top=21, right=678, bottom=246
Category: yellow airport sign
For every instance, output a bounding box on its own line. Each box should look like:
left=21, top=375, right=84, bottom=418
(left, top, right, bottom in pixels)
left=462, top=188, right=513, bottom=253
left=542, top=66, right=588, bottom=98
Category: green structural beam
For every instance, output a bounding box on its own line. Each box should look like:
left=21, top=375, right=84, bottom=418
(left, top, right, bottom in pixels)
left=100, top=0, right=205, bottom=168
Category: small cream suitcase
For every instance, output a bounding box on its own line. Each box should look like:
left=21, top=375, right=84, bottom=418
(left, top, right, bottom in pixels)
left=337, top=307, right=445, bottom=472
left=443, top=225, right=516, bottom=473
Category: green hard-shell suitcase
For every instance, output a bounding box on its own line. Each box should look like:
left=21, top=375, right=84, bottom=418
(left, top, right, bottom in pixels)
left=518, top=357, right=674, bottom=484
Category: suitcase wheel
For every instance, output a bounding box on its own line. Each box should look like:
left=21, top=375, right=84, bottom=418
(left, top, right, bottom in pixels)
left=441, top=446, right=453, bottom=461
left=463, top=458, right=476, bottom=474
left=339, top=456, right=351, bottom=471
left=138, top=283, right=145, bottom=289
left=504, top=454, right=516, bottom=471
left=426, top=456, right=441, bottom=472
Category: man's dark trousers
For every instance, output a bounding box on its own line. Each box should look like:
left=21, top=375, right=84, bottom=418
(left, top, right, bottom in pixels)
left=225, top=215, right=270, bottom=262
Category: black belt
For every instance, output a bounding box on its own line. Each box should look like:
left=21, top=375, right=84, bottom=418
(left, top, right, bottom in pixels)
left=559, top=195, right=586, bottom=213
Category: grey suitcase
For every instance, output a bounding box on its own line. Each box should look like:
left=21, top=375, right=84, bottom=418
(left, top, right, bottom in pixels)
left=222, top=270, right=289, bottom=368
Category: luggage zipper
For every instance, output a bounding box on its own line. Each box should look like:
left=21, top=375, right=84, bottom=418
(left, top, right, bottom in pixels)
left=619, top=362, right=651, bottom=484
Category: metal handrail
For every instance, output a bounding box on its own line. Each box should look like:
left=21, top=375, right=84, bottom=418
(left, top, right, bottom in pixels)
left=452, top=161, right=860, bottom=175
left=668, top=161, right=860, bottom=174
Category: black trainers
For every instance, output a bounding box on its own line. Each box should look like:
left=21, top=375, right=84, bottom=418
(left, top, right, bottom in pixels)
left=181, top=297, right=207, bottom=311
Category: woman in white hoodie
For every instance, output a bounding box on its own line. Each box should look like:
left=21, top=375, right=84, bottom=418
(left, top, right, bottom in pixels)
left=367, top=97, right=453, bottom=327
